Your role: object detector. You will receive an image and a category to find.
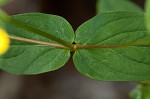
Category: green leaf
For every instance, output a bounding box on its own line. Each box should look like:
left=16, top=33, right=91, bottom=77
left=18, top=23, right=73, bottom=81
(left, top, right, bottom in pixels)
left=0, top=0, right=11, bottom=6
left=97, top=0, right=142, bottom=12
left=0, top=9, right=6, bottom=28
left=130, top=82, right=150, bottom=99
left=74, top=11, right=150, bottom=81
left=145, top=0, right=150, bottom=33
left=130, top=87, right=143, bottom=99
left=0, top=13, right=74, bottom=74
left=0, top=17, right=4, bottom=27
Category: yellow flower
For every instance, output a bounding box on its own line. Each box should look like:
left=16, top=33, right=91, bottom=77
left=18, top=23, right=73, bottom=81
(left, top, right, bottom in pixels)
left=0, top=28, right=10, bottom=55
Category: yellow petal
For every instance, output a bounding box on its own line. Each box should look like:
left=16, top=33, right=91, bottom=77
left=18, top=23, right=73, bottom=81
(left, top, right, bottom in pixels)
left=0, top=28, right=10, bottom=56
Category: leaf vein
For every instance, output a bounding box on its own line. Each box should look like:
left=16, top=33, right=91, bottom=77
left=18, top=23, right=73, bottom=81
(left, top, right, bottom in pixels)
left=83, top=17, right=141, bottom=44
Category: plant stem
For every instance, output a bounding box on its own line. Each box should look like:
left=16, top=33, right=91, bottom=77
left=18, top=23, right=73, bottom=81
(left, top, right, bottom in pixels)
left=9, top=36, right=68, bottom=49
left=0, top=9, right=74, bottom=50
left=1, top=10, right=150, bottom=50
left=76, top=40, right=150, bottom=49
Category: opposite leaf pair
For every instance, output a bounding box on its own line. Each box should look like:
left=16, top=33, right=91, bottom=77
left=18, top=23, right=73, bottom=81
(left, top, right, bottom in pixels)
left=0, top=11, right=150, bottom=81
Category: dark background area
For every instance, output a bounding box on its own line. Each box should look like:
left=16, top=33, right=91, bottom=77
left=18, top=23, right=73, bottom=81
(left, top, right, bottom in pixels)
left=0, top=0, right=145, bottom=99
